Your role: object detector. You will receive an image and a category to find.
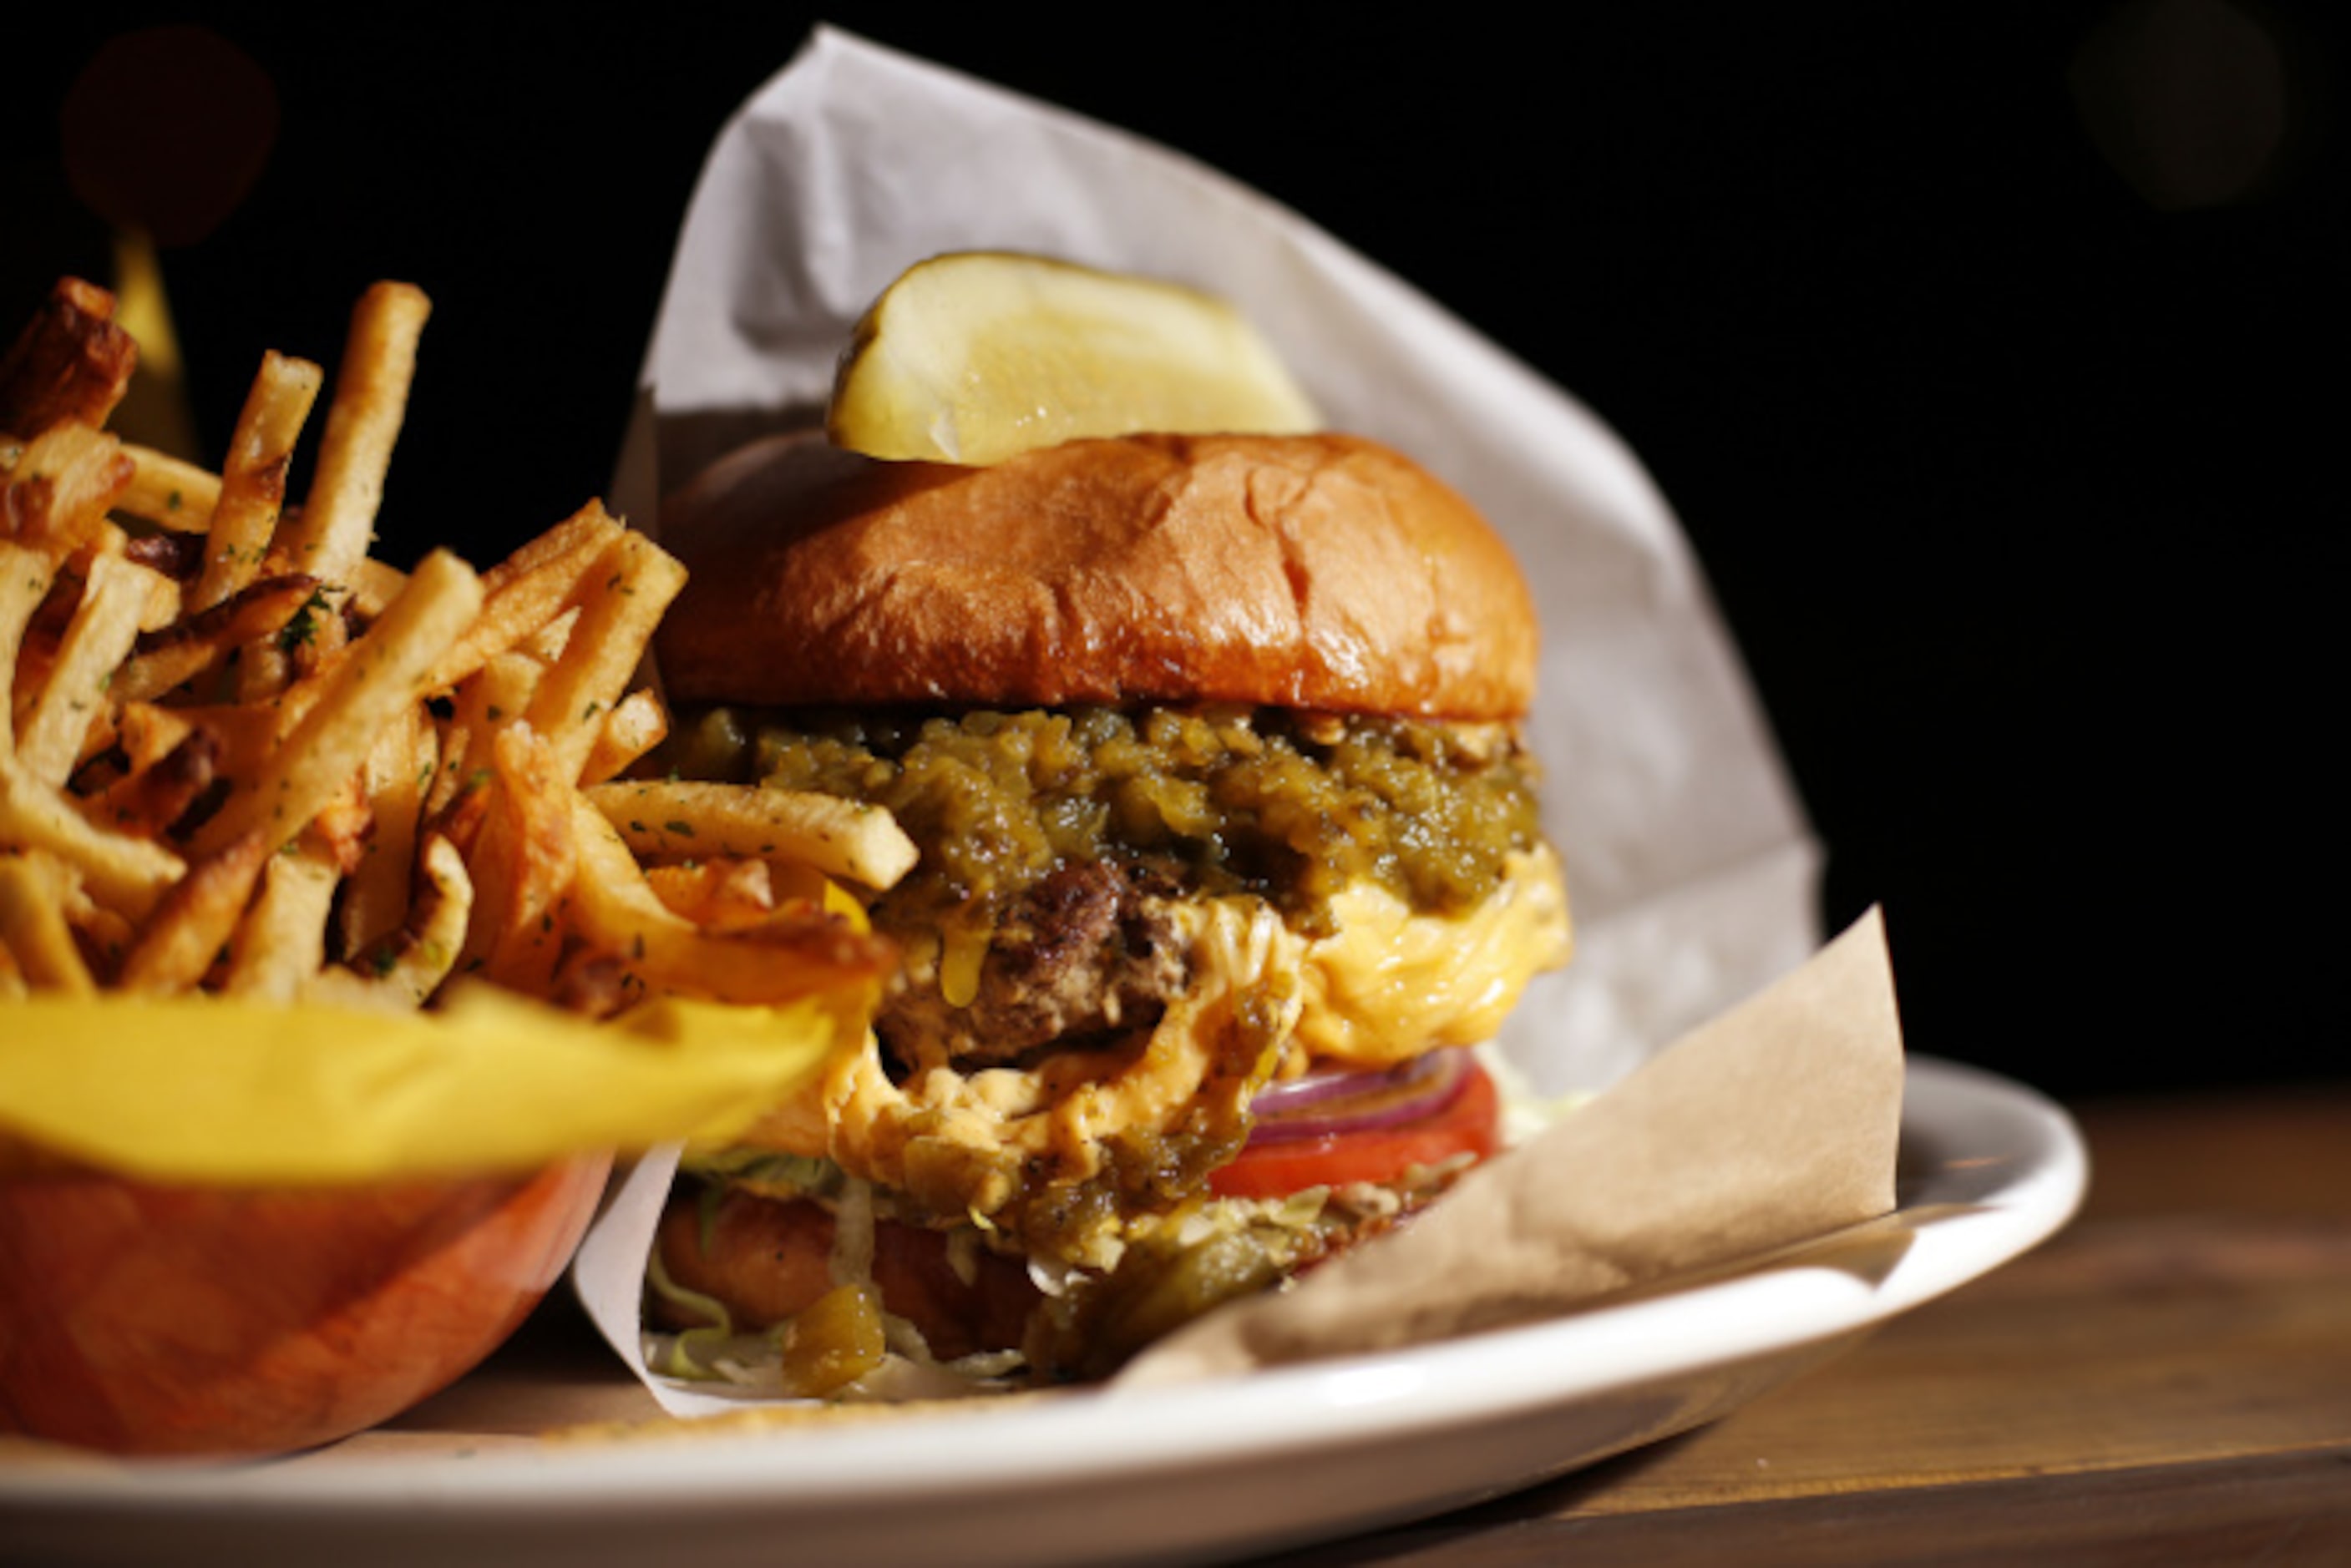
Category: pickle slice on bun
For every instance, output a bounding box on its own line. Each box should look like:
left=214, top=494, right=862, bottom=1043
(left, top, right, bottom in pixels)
left=827, top=251, right=1318, bottom=466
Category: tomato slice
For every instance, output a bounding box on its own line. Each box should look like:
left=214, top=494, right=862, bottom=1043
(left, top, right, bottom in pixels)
left=1208, top=1060, right=1500, bottom=1200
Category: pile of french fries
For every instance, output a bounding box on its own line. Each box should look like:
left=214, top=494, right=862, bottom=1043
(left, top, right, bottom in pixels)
left=0, top=277, right=913, bottom=1022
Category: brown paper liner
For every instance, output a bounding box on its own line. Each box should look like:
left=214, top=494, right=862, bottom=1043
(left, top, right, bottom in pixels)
left=1117, top=907, right=1904, bottom=1385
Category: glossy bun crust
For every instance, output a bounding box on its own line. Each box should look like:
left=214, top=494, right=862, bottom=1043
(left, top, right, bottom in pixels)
left=655, top=432, right=1537, bottom=720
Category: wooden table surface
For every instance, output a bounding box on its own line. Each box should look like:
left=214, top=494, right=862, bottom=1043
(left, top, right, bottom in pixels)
left=183, top=1080, right=2351, bottom=1564
left=1278, top=1084, right=2351, bottom=1565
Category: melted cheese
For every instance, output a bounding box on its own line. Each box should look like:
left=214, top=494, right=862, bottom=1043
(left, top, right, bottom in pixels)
left=821, top=900, right=1296, bottom=1252
left=1289, top=842, right=1572, bottom=1070
left=803, top=844, right=1570, bottom=1262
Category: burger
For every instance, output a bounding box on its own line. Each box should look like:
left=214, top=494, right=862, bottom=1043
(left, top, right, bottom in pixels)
left=646, top=427, right=1570, bottom=1388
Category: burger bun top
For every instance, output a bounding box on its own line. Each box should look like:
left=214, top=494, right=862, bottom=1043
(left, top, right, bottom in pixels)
left=655, top=432, right=1538, bottom=720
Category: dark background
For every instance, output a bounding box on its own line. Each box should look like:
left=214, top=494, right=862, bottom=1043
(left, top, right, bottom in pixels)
left=8, top=7, right=2338, bottom=1099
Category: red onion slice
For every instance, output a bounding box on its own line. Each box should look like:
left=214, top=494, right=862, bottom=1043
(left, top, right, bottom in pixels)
left=1245, top=1050, right=1471, bottom=1144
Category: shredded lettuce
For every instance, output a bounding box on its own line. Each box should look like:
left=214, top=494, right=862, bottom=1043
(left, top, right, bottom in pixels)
left=681, top=1146, right=846, bottom=1201
left=642, top=1243, right=753, bottom=1382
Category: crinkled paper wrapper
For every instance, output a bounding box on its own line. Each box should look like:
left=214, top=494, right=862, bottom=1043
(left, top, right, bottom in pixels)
left=578, top=28, right=1893, bottom=1409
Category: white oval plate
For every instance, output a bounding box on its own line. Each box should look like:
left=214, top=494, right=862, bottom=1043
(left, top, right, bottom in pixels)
left=0, top=1057, right=2084, bottom=1567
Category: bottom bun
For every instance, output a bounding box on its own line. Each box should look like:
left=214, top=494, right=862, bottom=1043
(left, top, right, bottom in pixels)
left=653, top=1188, right=1039, bottom=1363
left=0, top=1154, right=611, bottom=1457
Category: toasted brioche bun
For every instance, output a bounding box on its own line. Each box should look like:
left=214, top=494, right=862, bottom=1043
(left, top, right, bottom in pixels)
left=655, top=432, right=1536, bottom=719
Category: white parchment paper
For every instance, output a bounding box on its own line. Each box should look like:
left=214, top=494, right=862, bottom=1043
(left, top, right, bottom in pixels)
left=579, top=27, right=1823, bottom=1415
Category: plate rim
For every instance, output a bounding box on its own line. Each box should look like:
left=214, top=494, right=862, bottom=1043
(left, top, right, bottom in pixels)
left=0, top=1054, right=2085, bottom=1519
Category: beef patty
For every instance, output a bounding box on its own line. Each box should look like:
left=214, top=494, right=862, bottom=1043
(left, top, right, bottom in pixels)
left=880, top=859, right=1188, bottom=1070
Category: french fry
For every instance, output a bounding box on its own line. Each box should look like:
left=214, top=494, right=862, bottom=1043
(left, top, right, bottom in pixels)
left=111, top=572, right=321, bottom=704
left=58, top=874, right=136, bottom=976
left=580, top=687, right=669, bottom=787
left=0, top=851, right=97, bottom=995
left=112, top=532, right=196, bottom=628
left=337, top=706, right=428, bottom=957
left=327, top=833, right=473, bottom=1009
left=457, top=721, right=575, bottom=993
left=17, top=553, right=160, bottom=787
left=273, top=282, right=430, bottom=589
left=0, top=276, right=137, bottom=434
left=131, top=697, right=287, bottom=776
left=645, top=857, right=776, bottom=931
left=523, top=529, right=687, bottom=784
left=115, top=444, right=221, bottom=534
left=583, top=778, right=919, bottom=892
left=192, top=351, right=322, bottom=611
left=86, top=724, right=220, bottom=841
left=523, top=609, right=580, bottom=665
left=222, top=844, right=341, bottom=1004
left=283, top=577, right=350, bottom=675
left=117, top=830, right=271, bottom=994
left=423, top=764, right=494, bottom=862
left=0, top=757, right=184, bottom=918
left=113, top=701, right=196, bottom=775
left=488, top=646, right=549, bottom=721
left=189, top=549, right=482, bottom=861
left=479, top=503, right=625, bottom=595
left=0, top=542, right=58, bottom=752
left=231, top=636, right=295, bottom=705
left=122, top=540, right=182, bottom=632
left=347, top=556, right=407, bottom=620
left=424, top=501, right=621, bottom=692
left=306, top=769, right=374, bottom=875
left=3, top=423, right=133, bottom=554
left=566, top=798, right=895, bottom=1006
left=426, top=648, right=543, bottom=817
